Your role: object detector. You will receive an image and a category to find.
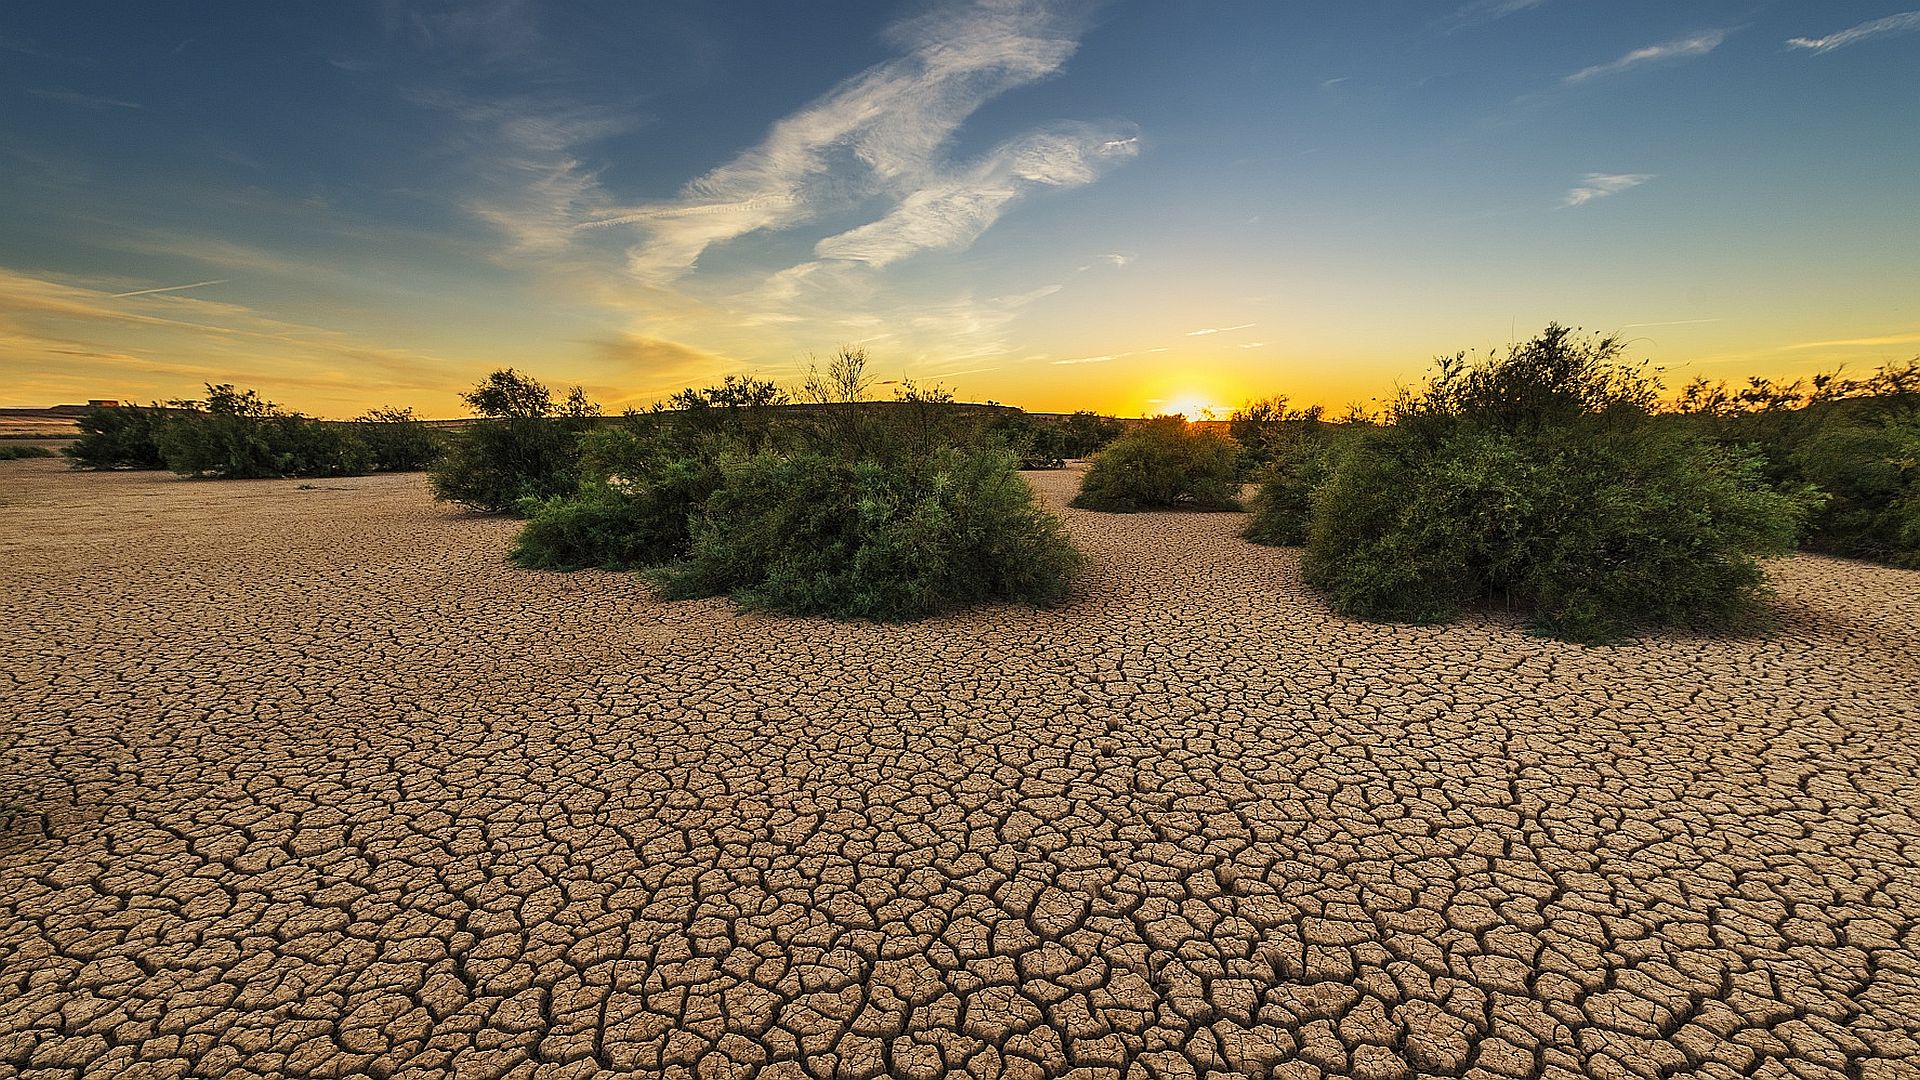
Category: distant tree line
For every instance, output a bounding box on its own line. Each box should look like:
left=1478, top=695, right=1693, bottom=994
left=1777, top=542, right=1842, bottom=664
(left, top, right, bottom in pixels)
left=63, top=385, right=441, bottom=477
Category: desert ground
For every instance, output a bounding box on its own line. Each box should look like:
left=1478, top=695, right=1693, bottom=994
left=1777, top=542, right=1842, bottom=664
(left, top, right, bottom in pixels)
left=2, top=456, right=1917, bottom=1080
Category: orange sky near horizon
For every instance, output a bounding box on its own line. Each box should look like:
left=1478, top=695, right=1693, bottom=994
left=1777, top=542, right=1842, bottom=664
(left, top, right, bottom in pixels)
left=5, top=263, right=1915, bottom=422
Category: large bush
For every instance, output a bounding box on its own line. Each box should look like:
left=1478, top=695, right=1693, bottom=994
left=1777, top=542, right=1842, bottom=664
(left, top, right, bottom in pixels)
left=65, top=404, right=172, bottom=469
left=157, top=385, right=374, bottom=479
left=1300, top=325, right=1817, bottom=643
left=428, top=369, right=598, bottom=513
left=508, top=353, right=1084, bottom=621
left=658, top=446, right=1081, bottom=620
left=1071, top=417, right=1241, bottom=512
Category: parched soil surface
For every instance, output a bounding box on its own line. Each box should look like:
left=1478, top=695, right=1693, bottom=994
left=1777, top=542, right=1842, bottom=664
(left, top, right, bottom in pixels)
left=3, top=458, right=1918, bottom=1080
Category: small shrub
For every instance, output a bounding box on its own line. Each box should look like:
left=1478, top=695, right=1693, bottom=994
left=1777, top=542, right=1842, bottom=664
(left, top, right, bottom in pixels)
left=1300, top=325, right=1817, bottom=643
left=355, top=407, right=443, bottom=472
left=0, top=444, right=56, bottom=460
left=1071, top=417, right=1241, bottom=512
left=428, top=369, right=598, bottom=514
left=65, top=404, right=171, bottom=469
left=659, top=446, right=1082, bottom=620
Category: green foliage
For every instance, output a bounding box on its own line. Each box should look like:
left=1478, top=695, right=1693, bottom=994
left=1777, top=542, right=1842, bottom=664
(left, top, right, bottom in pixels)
left=353, top=407, right=443, bottom=472
left=984, top=412, right=1069, bottom=469
left=1300, top=326, right=1815, bottom=643
left=428, top=370, right=599, bottom=513
left=1669, top=359, right=1920, bottom=566
left=511, top=452, right=722, bottom=571
left=658, top=446, right=1081, bottom=620
left=1228, top=396, right=1326, bottom=478
left=509, top=357, right=1083, bottom=621
left=0, top=444, right=57, bottom=460
left=156, top=385, right=374, bottom=479
left=1790, top=415, right=1920, bottom=566
left=64, top=404, right=171, bottom=469
left=1242, top=421, right=1352, bottom=546
left=1057, top=410, right=1125, bottom=458
left=1071, top=417, right=1242, bottom=512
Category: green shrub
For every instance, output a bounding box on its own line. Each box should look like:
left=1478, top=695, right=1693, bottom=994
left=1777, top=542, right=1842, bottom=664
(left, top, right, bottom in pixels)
left=1242, top=422, right=1350, bottom=546
left=156, top=385, right=373, bottom=479
left=984, top=413, right=1069, bottom=469
left=1301, top=325, right=1817, bottom=643
left=658, top=445, right=1082, bottom=620
left=1057, top=410, right=1125, bottom=458
left=0, top=444, right=56, bottom=460
left=1228, top=396, right=1327, bottom=479
left=427, top=369, right=598, bottom=514
left=1071, top=417, right=1242, bottom=512
left=510, top=453, right=722, bottom=571
left=65, top=404, right=171, bottom=469
left=1669, top=359, right=1920, bottom=567
left=1791, top=416, right=1920, bottom=566
left=1305, top=424, right=1813, bottom=641
left=354, top=407, right=443, bottom=472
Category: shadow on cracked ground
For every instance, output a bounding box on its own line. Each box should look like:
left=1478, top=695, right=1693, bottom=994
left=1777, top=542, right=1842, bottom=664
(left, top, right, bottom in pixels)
left=3, top=456, right=1918, bottom=1079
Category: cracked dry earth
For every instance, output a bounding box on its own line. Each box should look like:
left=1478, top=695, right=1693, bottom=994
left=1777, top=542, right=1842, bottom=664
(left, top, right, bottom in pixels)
left=3, top=458, right=1920, bottom=1080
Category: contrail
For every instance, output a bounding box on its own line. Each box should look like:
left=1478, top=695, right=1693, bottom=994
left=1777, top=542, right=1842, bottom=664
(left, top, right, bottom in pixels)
left=111, top=279, right=227, bottom=299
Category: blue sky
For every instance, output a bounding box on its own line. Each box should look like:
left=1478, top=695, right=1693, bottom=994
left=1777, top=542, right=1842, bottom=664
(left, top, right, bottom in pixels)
left=3, top=0, right=1917, bottom=415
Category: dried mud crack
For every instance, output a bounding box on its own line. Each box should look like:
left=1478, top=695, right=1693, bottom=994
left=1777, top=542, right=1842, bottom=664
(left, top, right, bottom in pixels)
left=3, top=459, right=1918, bottom=1079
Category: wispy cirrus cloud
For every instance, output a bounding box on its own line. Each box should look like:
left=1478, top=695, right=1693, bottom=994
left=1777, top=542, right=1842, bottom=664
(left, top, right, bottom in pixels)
left=1439, top=0, right=1550, bottom=33
left=578, top=0, right=1132, bottom=283
left=1560, top=173, right=1653, bottom=208
left=1788, top=11, right=1920, bottom=54
left=1565, top=29, right=1729, bottom=83
left=1186, top=323, right=1255, bottom=337
left=452, top=96, right=635, bottom=255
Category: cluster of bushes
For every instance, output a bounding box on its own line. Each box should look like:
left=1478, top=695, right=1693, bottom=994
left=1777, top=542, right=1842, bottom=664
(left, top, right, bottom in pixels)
left=0, top=444, right=57, bottom=460
left=454, top=351, right=1084, bottom=620
left=1669, top=363, right=1919, bottom=567
left=1146, top=325, right=1817, bottom=644
left=64, top=386, right=442, bottom=478
left=1071, top=417, right=1242, bottom=512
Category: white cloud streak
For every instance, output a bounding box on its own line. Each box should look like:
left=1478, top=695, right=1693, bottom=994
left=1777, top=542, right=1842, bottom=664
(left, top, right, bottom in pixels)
left=581, top=0, right=1132, bottom=282
left=1186, top=323, right=1255, bottom=336
left=1442, top=0, right=1549, bottom=32
left=1565, top=30, right=1729, bottom=83
left=1560, top=173, right=1653, bottom=208
left=1788, top=11, right=1920, bottom=53
left=110, top=280, right=229, bottom=299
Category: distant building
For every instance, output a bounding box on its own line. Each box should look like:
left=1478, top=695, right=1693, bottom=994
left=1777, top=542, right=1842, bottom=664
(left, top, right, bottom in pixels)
left=87, top=399, right=120, bottom=408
